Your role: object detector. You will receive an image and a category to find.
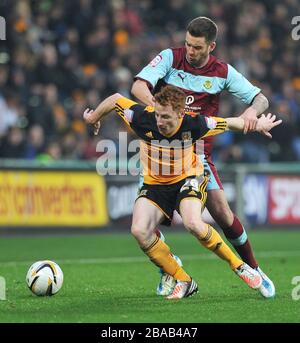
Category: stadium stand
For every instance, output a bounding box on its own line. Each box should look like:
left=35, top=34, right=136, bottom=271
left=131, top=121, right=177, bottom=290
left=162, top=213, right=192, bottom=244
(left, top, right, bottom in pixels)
left=0, top=0, right=299, bottom=163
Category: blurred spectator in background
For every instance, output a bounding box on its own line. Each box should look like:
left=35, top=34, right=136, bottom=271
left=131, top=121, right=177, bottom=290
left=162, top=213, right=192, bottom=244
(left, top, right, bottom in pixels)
left=0, top=0, right=299, bottom=162
left=24, top=124, right=45, bottom=159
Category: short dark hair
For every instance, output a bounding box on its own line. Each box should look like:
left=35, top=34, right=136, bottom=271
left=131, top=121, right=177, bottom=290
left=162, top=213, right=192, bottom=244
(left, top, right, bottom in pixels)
left=154, top=85, right=185, bottom=113
left=187, top=17, right=218, bottom=43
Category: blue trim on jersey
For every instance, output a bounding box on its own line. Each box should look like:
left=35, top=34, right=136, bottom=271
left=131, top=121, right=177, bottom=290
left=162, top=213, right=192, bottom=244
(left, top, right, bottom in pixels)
left=135, top=48, right=173, bottom=88
left=164, top=68, right=226, bottom=94
left=136, top=49, right=261, bottom=104
left=228, top=230, right=248, bottom=246
left=226, top=64, right=261, bottom=104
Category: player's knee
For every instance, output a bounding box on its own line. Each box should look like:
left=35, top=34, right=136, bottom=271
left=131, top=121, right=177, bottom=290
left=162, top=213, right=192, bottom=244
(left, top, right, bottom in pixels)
left=131, top=223, right=156, bottom=249
left=131, top=221, right=153, bottom=241
left=183, top=217, right=202, bottom=234
left=192, top=222, right=209, bottom=239
left=131, top=222, right=145, bottom=240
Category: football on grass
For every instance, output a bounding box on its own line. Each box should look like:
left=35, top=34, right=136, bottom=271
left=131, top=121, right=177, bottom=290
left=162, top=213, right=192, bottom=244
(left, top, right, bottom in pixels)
left=26, top=260, right=64, bottom=296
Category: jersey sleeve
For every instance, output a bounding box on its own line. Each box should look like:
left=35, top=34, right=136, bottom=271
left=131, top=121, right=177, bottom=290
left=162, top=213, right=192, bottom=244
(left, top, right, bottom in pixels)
left=192, top=116, right=228, bottom=139
left=225, top=64, right=261, bottom=104
left=134, top=49, right=173, bottom=89
left=115, top=97, right=145, bottom=129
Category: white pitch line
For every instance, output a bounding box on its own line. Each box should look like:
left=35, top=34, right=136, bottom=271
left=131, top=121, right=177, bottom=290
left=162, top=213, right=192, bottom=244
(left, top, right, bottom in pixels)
left=0, top=250, right=299, bottom=267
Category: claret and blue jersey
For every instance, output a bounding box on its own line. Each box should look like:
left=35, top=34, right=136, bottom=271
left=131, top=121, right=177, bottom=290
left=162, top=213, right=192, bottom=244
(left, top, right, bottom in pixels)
left=134, top=47, right=261, bottom=157
left=134, top=47, right=261, bottom=190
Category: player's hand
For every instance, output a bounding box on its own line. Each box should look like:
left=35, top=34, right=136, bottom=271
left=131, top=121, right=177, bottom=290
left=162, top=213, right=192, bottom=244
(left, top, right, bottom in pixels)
left=240, top=109, right=258, bottom=134
left=83, top=108, right=101, bottom=135
left=83, top=108, right=95, bottom=124
left=256, top=113, right=282, bottom=138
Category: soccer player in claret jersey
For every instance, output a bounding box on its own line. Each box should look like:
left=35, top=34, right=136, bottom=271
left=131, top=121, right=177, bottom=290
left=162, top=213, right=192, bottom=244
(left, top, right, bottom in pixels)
left=83, top=85, right=281, bottom=299
left=131, top=17, right=275, bottom=298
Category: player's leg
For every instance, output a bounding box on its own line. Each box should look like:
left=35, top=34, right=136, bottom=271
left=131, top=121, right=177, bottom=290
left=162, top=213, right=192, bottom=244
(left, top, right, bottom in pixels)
left=131, top=197, right=191, bottom=286
left=204, top=158, right=275, bottom=298
left=166, top=176, right=262, bottom=300
left=206, top=189, right=258, bottom=267
left=138, top=174, right=183, bottom=296
left=178, top=197, right=262, bottom=290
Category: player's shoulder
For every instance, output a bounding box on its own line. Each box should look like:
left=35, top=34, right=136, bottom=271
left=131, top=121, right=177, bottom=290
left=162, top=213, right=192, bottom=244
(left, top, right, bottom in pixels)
left=207, top=55, right=228, bottom=78
left=133, top=104, right=155, bottom=126
left=182, top=112, right=204, bottom=127
left=170, top=46, right=186, bottom=59
left=168, top=47, right=186, bottom=70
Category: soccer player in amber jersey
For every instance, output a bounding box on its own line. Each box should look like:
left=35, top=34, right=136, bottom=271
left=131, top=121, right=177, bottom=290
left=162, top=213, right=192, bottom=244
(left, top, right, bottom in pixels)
left=131, top=16, right=275, bottom=298
left=83, top=85, right=281, bottom=299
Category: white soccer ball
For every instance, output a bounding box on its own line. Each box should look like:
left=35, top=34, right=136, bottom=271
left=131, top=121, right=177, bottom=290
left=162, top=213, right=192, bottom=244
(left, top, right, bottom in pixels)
left=26, top=260, right=64, bottom=296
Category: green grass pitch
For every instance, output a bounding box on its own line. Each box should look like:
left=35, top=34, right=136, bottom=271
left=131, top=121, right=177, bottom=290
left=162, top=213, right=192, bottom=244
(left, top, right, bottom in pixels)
left=0, top=230, right=299, bottom=323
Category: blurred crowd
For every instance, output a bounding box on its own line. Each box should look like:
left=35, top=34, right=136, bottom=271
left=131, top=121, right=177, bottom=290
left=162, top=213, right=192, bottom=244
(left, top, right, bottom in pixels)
left=0, top=0, right=299, bottom=163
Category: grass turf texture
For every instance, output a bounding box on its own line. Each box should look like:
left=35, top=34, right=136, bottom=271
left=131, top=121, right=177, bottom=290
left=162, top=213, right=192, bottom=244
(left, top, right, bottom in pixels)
left=0, top=230, right=299, bottom=323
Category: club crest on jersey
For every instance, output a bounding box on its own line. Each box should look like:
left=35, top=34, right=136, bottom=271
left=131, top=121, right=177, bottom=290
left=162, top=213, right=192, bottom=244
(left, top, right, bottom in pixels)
left=203, top=80, right=212, bottom=89
left=124, top=109, right=134, bottom=122
left=181, top=131, right=191, bottom=141
left=149, top=54, right=162, bottom=67
left=205, top=117, right=217, bottom=129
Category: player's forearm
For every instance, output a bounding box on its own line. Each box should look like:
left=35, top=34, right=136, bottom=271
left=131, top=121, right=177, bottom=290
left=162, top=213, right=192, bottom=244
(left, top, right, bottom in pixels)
left=248, top=93, right=269, bottom=117
left=85, top=93, right=122, bottom=124
left=226, top=117, right=245, bottom=131
left=131, top=80, right=155, bottom=106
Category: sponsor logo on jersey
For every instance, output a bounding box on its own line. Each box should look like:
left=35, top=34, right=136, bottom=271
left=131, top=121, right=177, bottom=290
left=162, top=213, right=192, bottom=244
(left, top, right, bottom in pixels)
left=124, top=109, right=134, bottom=122
left=203, top=80, right=212, bottom=89
left=185, top=95, right=194, bottom=105
left=205, top=117, right=217, bottom=130
left=149, top=54, right=162, bottom=67
left=178, top=72, right=186, bottom=82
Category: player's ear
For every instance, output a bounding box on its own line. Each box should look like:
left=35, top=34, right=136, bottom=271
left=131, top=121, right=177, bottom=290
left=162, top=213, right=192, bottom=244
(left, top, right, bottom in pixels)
left=209, top=41, right=216, bottom=53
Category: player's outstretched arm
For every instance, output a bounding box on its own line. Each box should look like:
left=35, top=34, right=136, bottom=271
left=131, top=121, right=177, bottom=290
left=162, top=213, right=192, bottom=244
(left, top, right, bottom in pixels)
left=226, top=113, right=282, bottom=138
left=255, top=113, right=282, bottom=138
left=131, top=79, right=155, bottom=107
left=239, top=93, right=269, bottom=134
left=83, top=93, right=122, bottom=135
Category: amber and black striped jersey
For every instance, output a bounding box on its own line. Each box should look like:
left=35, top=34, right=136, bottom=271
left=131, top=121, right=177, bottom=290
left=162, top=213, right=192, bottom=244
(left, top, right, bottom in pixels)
left=115, top=96, right=227, bottom=185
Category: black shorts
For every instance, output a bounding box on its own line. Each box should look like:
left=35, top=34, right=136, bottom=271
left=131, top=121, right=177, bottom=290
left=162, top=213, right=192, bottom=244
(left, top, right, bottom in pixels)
left=136, top=175, right=209, bottom=226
